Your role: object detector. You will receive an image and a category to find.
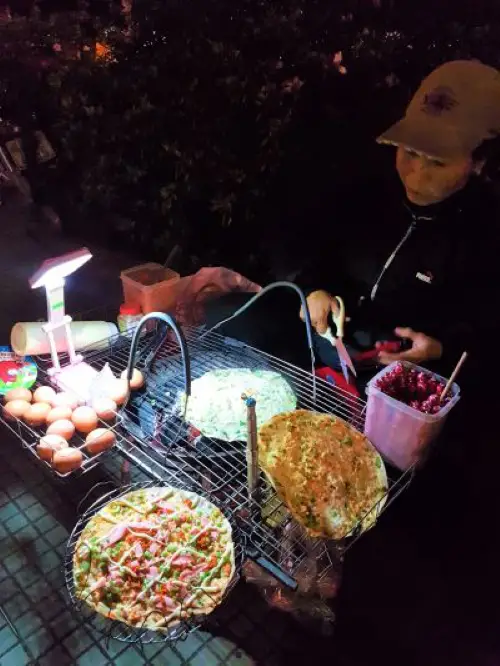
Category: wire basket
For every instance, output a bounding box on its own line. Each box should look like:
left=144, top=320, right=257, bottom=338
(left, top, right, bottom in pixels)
left=64, top=479, right=246, bottom=645
left=0, top=397, right=125, bottom=480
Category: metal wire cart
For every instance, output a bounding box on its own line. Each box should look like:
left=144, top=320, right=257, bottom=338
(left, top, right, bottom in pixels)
left=0, top=285, right=414, bottom=660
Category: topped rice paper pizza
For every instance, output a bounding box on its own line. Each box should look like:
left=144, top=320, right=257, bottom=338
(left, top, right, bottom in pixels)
left=258, top=410, right=388, bottom=540
left=73, top=487, right=235, bottom=631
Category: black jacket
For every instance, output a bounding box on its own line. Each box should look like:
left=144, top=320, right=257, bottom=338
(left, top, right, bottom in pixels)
left=298, top=176, right=500, bottom=375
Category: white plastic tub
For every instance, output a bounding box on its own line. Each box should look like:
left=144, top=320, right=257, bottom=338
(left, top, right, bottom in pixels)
left=364, top=362, right=460, bottom=470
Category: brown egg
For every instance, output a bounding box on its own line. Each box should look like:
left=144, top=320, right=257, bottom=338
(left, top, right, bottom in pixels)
left=24, top=402, right=52, bottom=427
left=37, top=434, right=68, bottom=462
left=47, top=419, right=75, bottom=441
left=3, top=399, right=31, bottom=421
left=92, top=398, right=117, bottom=422
left=120, top=368, right=145, bottom=390
left=52, top=392, right=79, bottom=410
left=109, top=379, right=129, bottom=406
left=33, top=386, right=57, bottom=405
left=84, top=428, right=116, bottom=455
left=5, top=387, right=32, bottom=403
left=46, top=405, right=73, bottom=425
left=52, top=447, right=83, bottom=474
left=72, top=406, right=98, bottom=434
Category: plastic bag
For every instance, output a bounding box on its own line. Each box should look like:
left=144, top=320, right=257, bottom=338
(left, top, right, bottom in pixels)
left=88, top=363, right=119, bottom=403
left=243, top=521, right=342, bottom=634
left=173, top=267, right=261, bottom=327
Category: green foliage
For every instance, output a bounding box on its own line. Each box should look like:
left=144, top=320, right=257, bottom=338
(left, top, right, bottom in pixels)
left=2, top=1, right=500, bottom=271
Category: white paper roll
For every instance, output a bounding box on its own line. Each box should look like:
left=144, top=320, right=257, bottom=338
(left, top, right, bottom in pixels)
left=11, top=321, right=118, bottom=357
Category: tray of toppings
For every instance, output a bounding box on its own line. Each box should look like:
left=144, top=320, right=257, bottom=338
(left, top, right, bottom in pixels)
left=67, top=484, right=238, bottom=641
left=258, top=409, right=388, bottom=540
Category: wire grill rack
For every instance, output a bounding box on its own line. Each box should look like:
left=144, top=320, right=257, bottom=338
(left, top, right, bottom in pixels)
left=64, top=479, right=246, bottom=645
left=35, top=323, right=414, bottom=577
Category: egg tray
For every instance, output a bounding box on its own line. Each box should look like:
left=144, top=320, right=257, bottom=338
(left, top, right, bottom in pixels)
left=0, top=387, right=126, bottom=480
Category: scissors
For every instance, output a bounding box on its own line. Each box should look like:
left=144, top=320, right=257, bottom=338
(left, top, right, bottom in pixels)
left=317, top=296, right=357, bottom=384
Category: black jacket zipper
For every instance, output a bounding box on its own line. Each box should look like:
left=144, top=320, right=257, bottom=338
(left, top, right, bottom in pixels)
left=369, top=218, right=418, bottom=302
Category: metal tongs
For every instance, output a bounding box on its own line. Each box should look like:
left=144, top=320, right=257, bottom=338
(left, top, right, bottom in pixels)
left=318, top=296, right=357, bottom=384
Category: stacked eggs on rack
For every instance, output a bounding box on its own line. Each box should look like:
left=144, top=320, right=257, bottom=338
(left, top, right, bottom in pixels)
left=2, top=368, right=144, bottom=474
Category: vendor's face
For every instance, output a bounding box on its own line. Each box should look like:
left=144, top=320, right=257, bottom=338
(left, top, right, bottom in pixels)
left=396, top=146, right=475, bottom=206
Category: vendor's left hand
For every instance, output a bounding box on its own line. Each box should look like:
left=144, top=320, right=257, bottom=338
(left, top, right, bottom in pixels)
left=377, top=327, right=443, bottom=365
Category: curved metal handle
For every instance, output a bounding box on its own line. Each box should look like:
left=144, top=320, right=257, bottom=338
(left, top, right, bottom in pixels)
left=122, top=312, right=191, bottom=411
left=200, top=281, right=317, bottom=402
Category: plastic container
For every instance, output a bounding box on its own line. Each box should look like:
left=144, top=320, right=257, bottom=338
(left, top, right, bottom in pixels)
left=120, top=263, right=180, bottom=314
left=11, top=321, right=118, bottom=356
left=117, top=303, right=143, bottom=335
left=364, top=362, right=460, bottom=470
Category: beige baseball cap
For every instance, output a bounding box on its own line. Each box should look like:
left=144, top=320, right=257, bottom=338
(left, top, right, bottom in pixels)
left=377, top=60, right=500, bottom=159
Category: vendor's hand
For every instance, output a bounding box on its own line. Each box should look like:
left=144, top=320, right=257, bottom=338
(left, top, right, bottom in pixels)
left=299, top=290, right=340, bottom=335
left=377, top=327, right=443, bottom=365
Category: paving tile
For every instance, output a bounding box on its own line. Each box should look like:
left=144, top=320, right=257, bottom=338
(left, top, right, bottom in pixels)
left=202, top=636, right=242, bottom=662
left=49, top=609, right=80, bottom=639
left=24, top=627, right=54, bottom=660
left=112, top=646, right=143, bottom=666
left=13, top=524, right=40, bottom=544
left=2, top=593, right=31, bottom=621
left=6, top=481, right=26, bottom=500
left=136, top=640, right=166, bottom=661
left=172, top=632, right=207, bottom=662
left=35, top=514, right=60, bottom=534
left=25, top=503, right=48, bottom=523
left=0, top=490, right=10, bottom=507
left=14, top=492, right=38, bottom=511
left=0, top=626, right=19, bottom=659
left=76, top=644, right=109, bottom=665
left=3, top=550, right=31, bottom=575
left=93, top=634, right=129, bottom=659
left=43, top=565, right=65, bottom=592
left=0, top=643, right=30, bottom=666
left=5, top=513, right=29, bottom=535
left=34, top=592, right=66, bottom=622
left=44, top=525, right=69, bottom=547
left=38, top=549, right=63, bottom=574
left=13, top=566, right=41, bottom=589
left=62, top=626, right=95, bottom=659
left=25, top=578, right=53, bottom=604
left=0, top=577, right=20, bottom=604
left=14, top=609, right=44, bottom=639
left=149, top=646, right=183, bottom=665
left=0, top=502, right=20, bottom=522
left=38, top=644, right=73, bottom=665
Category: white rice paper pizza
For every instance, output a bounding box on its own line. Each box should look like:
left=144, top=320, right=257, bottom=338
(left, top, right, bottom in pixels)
left=182, top=368, right=297, bottom=441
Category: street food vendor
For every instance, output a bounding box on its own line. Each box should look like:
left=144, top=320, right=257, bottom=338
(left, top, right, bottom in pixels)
left=206, top=60, right=500, bottom=380
left=300, top=60, right=500, bottom=377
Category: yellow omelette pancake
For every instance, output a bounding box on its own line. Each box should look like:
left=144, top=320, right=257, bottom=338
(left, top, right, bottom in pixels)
left=258, top=410, right=388, bottom=539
